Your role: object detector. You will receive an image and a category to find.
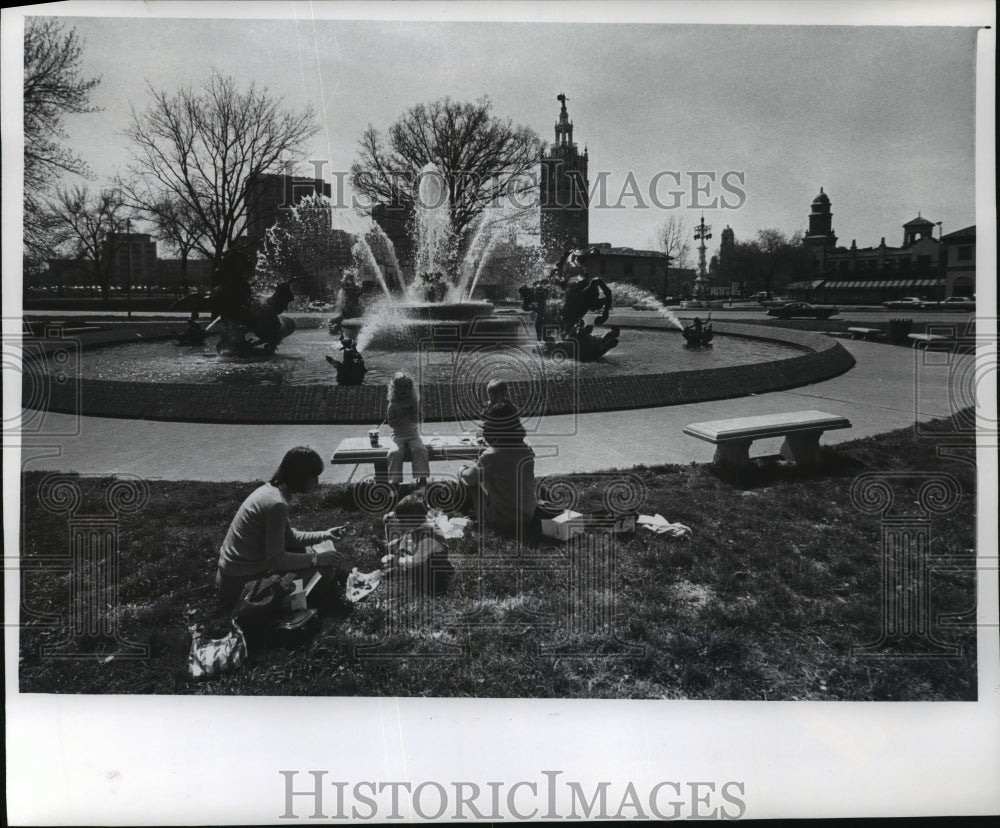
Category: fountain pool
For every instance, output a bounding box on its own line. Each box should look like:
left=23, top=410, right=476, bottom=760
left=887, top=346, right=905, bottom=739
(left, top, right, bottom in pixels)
left=73, top=324, right=808, bottom=386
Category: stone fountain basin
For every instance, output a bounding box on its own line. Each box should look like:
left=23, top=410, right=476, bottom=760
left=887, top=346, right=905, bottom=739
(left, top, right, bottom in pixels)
left=30, top=322, right=856, bottom=424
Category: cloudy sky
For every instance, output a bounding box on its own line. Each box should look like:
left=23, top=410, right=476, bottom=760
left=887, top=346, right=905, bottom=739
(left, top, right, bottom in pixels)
left=7, top=1, right=990, bottom=258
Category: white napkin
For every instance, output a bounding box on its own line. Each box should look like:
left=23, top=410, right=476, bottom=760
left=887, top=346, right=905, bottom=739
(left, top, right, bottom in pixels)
left=637, top=514, right=692, bottom=538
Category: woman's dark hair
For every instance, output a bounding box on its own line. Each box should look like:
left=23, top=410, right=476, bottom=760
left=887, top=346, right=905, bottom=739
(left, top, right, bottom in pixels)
left=394, top=493, right=428, bottom=524
left=271, top=446, right=324, bottom=492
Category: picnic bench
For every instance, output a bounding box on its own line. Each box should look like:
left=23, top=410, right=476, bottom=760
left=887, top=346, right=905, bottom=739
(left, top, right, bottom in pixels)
left=847, top=327, right=883, bottom=341
left=908, top=333, right=948, bottom=348
left=331, top=434, right=484, bottom=482
left=683, top=410, right=852, bottom=470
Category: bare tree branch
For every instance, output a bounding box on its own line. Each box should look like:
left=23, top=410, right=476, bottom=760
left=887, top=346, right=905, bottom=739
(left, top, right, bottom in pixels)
left=654, top=215, right=693, bottom=270
left=47, top=186, right=130, bottom=305
left=22, top=19, right=102, bottom=263
left=351, top=97, right=542, bottom=249
left=123, top=70, right=318, bottom=276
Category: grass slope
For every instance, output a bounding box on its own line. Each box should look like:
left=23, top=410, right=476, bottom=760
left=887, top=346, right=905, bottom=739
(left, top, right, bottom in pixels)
left=18, top=412, right=977, bottom=699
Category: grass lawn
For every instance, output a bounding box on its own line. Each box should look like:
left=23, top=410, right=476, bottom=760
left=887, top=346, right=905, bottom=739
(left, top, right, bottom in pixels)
left=18, top=411, right=977, bottom=699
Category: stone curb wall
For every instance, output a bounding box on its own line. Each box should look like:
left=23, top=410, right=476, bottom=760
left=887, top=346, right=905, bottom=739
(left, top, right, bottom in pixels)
left=25, top=320, right=855, bottom=424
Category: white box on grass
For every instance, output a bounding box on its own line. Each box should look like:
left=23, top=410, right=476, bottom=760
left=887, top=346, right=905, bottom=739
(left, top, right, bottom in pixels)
left=541, top=509, right=585, bottom=541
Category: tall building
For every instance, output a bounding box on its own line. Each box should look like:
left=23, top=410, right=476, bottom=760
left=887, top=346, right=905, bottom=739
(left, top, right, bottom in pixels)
left=102, top=232, right=158, bottom=287
left=940, top=226, right=976, bottom=297
left=540, top=93, right=589, bottom=262
left=790, top=189, right=974, bottom=303
left=802, top=187, right=838, bottom=262
left=244, top=173, right=332, bottom=252
left=718, top=225, right=735, bottom=269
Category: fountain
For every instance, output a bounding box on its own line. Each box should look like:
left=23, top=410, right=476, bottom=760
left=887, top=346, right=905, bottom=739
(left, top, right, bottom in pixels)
left=46, top=157, right=855, bottom=421
left=682, top=317, right=714, bottom=348
left=177, top=249, right=297, bottom=356
left=338, top=163, right=528, bottom=351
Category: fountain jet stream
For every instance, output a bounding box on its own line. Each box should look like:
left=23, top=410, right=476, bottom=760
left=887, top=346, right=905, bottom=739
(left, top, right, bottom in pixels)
left=351, top=236, right=394, bottom=298
left=605, top=282, right=684, bottom=330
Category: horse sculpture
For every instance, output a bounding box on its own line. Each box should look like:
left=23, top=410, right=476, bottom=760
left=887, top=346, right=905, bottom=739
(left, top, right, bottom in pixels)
left=172, top=250, right=297, bottom=356
left=519, top=248, right=619, bottom=361
left=560, top=272, right=613, bottom=337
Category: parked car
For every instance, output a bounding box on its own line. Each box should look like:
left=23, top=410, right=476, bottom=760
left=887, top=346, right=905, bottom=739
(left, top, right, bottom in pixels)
left=920, top=296, right=976, bottom=311
left=883, top=296, right=925, bottom=310
left=766, top=301, right=840, bottom=320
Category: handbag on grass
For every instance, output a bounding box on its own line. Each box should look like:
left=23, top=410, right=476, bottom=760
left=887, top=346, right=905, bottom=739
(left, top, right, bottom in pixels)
left=233, top=573, right=294, bottom=631
left=187, top=621, right=247, bottom=680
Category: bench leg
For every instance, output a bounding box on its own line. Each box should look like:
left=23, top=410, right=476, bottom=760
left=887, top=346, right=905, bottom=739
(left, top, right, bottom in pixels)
left=780, top=431, right=823, bottom=468
left=372, top=459, right=389, bottom=484
left=713, top=440, right=752, bottom=469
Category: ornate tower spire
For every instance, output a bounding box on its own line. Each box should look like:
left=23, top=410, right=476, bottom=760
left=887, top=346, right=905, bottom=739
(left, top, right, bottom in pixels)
left=555, top=92, right=573, bottom=147
left=540, top=93, right=589, bottom=261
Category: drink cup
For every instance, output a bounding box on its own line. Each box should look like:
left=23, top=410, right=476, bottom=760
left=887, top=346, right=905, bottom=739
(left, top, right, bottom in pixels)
left=368, top=429, right=380, bottom=446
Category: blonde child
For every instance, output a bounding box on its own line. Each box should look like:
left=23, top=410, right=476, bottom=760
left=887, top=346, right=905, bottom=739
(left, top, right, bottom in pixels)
left=386, top=372, right=429, bottom=485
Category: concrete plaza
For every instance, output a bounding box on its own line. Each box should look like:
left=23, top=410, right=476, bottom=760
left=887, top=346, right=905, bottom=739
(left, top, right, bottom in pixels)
left=15, top=338, right=981, bottom=483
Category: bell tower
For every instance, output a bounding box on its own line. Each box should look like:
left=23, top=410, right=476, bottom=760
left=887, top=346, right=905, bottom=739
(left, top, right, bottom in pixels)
left=540, top=93, right=590, bottom=262
left=803, top=187, right=838, bottom=269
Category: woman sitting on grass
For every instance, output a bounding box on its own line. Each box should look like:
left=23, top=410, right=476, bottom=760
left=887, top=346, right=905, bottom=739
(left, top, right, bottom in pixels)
left=215, top=446, right=348, bottom=609
left=459, top=380, right=541, bottom=545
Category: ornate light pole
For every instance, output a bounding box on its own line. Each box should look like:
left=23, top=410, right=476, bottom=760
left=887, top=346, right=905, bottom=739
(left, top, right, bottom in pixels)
left=125, top=217, right=133, bottom=318
left=936, top=221, right=945, bottom=301
left=693, top=214, right=712, bottom=300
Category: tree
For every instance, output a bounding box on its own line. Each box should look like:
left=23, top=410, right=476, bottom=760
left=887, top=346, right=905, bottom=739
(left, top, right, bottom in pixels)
left=255, top=194, right=354, bottom=299
left=47, top=186, right=129, bottom=305
left=144, top=194, right=208, bottom=287
left=123, top=70, right=318, bottom=277
left=722, top=229, right=812, bottom=296
left=351, top=97, right=542, bottom=253
left=22, top=19, right=101, bottom=263
left=653, top=215, right=692, bottom=270
left=754, top=228, right=811, bottom=294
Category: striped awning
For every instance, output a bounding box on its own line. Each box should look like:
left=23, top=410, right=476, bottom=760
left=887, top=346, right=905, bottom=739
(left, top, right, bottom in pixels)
left=786, top=279, right=826, bottom=290
left=822, top=279, right=944, bottom=290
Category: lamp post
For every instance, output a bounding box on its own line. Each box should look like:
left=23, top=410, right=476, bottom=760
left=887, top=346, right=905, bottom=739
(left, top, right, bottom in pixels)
left=936, top=221, right=944, bottom=302
left=125, top=218, right=133, bottom=318
left=693, top=214, right=712, bottom=302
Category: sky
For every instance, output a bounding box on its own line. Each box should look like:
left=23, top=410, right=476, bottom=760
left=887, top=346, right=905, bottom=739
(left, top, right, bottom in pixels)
left=6, top=2, right=989, bottom=262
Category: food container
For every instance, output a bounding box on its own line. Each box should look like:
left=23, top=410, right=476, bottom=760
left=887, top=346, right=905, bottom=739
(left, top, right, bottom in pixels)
left=541, top=509, right=585, bottom=541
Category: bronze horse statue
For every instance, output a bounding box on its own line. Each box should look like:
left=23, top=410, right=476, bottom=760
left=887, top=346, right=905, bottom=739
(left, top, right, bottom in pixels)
left=172, top=250, right=297, bottom=355
left=519, top=248, right=618, bottom=359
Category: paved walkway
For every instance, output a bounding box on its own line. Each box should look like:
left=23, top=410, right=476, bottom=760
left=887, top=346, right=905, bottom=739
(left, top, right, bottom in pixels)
left=15, top=339, right=977, bottom=483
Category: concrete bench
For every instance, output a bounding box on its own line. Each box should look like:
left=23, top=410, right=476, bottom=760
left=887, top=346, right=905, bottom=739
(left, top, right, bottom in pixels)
left=847, top=327, right=883, bottom=341
left=908, top=333, right=949, bottom=348
left=683, top=410, right=852, bottom=470
left=331, top=434, right=483, bottom=482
